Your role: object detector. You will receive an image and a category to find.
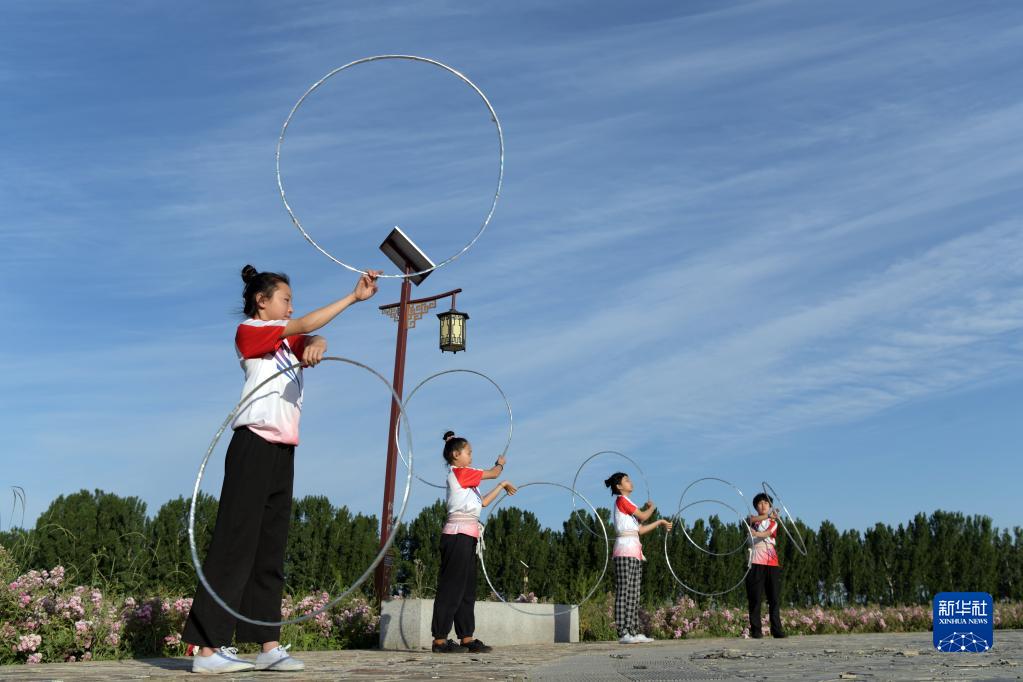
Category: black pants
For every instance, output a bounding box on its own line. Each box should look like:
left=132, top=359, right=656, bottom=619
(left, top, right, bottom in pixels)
left=183, top=428, right=295, bottom=647
left=745, top=564, right=784, bottom=637
left=430, top=533, right=478, bottom=640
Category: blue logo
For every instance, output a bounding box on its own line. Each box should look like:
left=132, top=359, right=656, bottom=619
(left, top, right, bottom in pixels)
left=933, top=592, right=993, bottom=652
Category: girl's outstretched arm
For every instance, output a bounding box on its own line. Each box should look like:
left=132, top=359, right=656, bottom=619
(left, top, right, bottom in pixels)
left=481, top=454, right=507, bottom=480
left=638, top=518, right=673, bottom=535
left=481, top=480, right=517, bottom=507
left=634, top=500, right=657, bottom=522
left=283, top=271, right=381, bottom=337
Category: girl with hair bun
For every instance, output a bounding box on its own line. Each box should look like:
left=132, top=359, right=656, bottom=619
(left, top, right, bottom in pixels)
left=430, top=431, right=517, bottom=654
left=604, top=472, right=672, bottom=645
left=183, top=264, right=380, bottom=675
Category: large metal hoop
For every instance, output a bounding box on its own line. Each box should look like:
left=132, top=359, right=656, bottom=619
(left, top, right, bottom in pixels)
left=663, top=498, right=753, bottom=598
left=570, top=451, right=651, bottom=538
left=276, top=55, right=504, bottom=280
left=189, top=356, right=414, bottom=626
left=396, top=368, right=512, bottom=490
left=479, top=482, right=608, bottom=616
left=677, top=477, right=752, bottom=557
left=762, top=481, right=808, bottom=557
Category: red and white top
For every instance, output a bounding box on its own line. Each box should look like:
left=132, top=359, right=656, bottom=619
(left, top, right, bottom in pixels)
left=442, top=466, right=484, bottom=539
left=749, top=518, right=780, bottom=567
left=230, top=319, right=308, bottom=445
left=612, top=495, right=644, bottom=560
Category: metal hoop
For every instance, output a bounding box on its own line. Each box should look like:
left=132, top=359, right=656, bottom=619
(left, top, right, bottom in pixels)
left=480, top=482, right=608, bottom=616
left=189, top=356, right=414, bottom=626
left=663, top=499, right=753, bottom=597
left=397, top=368, right=512, bottom=490
left=762, top=481, right=808, bottom=557
left=570, top=451, right=651, bottom=539
left=276, top=55, right=504, bottom=280
left=677, top=477, right=752, bottom=557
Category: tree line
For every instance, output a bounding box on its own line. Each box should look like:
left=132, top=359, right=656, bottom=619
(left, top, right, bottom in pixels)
left=1, top=489, right=1020, bottom=607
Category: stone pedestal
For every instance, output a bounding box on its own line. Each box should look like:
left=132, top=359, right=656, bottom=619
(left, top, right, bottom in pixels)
left=379, top=598, right=579, bottom=650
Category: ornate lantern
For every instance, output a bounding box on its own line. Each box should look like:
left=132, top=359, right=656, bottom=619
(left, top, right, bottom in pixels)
left=437, top=307, right=469, bottom=353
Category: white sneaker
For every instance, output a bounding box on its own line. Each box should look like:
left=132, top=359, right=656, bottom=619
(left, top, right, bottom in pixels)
left=254, top=644, right=305, bottom=672
left=191, top=647, right=255, bottom=674
left=634, top=634, right=654, bottom=643
left=619, top=634, right=639, bottom=644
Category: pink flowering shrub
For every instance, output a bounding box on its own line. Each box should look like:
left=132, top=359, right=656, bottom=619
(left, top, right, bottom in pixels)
left=119, top=596, right=192, bottom=657
left=577, top=589, right=1023, bottom=642
left=278, top=592, right=379, bottom=651
left=646, top=598, right=1021, bottom=640
left=0, top=552, right=125, bottom=664
left=0, top=546, right=379, bottom=665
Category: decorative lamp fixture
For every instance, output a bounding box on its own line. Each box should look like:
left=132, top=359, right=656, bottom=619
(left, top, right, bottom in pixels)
left=437, top=307, right=469, bottom=353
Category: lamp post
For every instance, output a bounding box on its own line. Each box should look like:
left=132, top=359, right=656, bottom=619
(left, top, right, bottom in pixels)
left=374, top=227, right=469, bottom=602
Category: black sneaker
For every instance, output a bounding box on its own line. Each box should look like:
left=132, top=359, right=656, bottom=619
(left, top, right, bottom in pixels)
left=464, top=639, right=493, bottom=653
left=772, top=632, right=787, bottom=639
left=432, top=639, right=468, bottom=653
left=750, top=631, right=764, bottom=639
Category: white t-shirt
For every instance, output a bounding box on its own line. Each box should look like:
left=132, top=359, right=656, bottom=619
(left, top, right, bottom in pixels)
left=443, top=466, right=483, bottom=538
left=749, top=518, right=780, bottom=567
left=612, top=495, right=644, bottom=560
left=230, top=319, right=308, bottom=445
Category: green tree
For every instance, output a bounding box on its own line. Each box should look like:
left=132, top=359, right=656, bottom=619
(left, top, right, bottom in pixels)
left=779, top=519, right=816, bottom=608
left=9, top=485, right=1023, bottom=608
left=897, top=514, right=930, bottom=603
left=482, top=506, right=552, bottom=601
left=552, top=508, right=611, bottom=605
left=863, top=522, right=897, bottom=604
left=816, top=520, right=842, bottom=606
left=334, top=508, right=380, bottom=596
left=995, top=528, right=1023, bottom=601
left=839, top=529, right=866, bottom=605
left=927, top=510, right=963, bottom=598
left=32, top=489, right=150, bottom=591
left=958, top=514, right=996, bottom=596
left=276, top=495, right=382, bottom=597
left=148, top=493, right=218, bottom=594
left=394, top=499, right=446, bottom=597
left=285, top=495, right=339, bottom=594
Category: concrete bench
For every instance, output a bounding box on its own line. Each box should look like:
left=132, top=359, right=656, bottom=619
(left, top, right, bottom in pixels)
left=379, top=598, right=579, bottom=650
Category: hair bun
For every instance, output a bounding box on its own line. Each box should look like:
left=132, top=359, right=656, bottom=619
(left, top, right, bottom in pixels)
left=603, top=476, right=614, bottom=488
left=442, top=430, right=455, bottom=442
left=241, top=264, right=258, bottom=283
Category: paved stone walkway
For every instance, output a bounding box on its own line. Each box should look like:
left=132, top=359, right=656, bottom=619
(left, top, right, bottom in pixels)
left=0, top=631, right=1019, bottom=680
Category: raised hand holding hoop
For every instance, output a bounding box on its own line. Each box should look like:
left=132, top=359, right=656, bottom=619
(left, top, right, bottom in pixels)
left=396, top=368, right=513, bottom=490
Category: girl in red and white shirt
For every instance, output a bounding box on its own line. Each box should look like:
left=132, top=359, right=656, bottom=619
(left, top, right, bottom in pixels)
left=183, top=264, right=379, bottom=675
left=430, top=431, right=517, bottom=654
left=744, top=492, right=786, bottom=639
left=604, top=472, right=672, bottom=645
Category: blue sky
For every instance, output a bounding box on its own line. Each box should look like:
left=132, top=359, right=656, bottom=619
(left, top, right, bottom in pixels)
left=3, top=1, right=1022, bottom=537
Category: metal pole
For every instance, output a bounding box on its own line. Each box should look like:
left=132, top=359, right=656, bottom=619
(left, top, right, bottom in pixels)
left=375, top=263, right=413, bottom=602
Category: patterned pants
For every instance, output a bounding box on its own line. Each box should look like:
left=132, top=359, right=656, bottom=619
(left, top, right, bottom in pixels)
left=614, top=556, right=643, bottom=637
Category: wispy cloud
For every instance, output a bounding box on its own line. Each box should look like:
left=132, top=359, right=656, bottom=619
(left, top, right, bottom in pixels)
left=6, top=1, right=1023, bottom=531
